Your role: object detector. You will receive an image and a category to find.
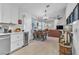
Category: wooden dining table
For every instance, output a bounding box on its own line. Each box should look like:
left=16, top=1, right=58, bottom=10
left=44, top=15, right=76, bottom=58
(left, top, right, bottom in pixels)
left=33, top=30, right=48, bottom=41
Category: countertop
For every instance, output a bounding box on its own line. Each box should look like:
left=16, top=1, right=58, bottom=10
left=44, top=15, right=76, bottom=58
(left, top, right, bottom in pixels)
left=0, top=32, right=24, bottom=36
left=0, top=33, right=11, bottom=35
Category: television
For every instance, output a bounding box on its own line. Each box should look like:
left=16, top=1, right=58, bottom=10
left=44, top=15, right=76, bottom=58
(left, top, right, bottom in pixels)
left=56, top=25, right=63, bottom=29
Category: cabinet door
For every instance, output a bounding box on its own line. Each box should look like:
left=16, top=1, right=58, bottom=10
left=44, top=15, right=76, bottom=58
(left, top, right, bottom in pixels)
left=11, top=40, right=18, bottom=51
left=10, top=5, right=18, bottom=24
left=2, top=4, right=11, bottom=23
left=11, top=33, right=24, bottom=52
left=17, top=40, right=23, bottom=48
left=11, top=34, right=19, bottom=51
left=17, top=33, right=24, bottom=48
left=11, top=34, right=17, bottom=42
left=0, top=4, right=2, bottom=21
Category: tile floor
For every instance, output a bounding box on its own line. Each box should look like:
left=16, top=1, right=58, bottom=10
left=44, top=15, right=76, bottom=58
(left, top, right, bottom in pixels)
left=11, top=37, right=59, bottom=55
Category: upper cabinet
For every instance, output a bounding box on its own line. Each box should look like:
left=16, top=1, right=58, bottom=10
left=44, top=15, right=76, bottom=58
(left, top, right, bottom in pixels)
left=0, top=4, right=2, bottom=21
left=0, top=4, right=23, bottom=24
left=1, top=4, right=11, bottom=23
left=10, top=5, right=24, bottom=24
left=10, top=5, right=19, bottom=24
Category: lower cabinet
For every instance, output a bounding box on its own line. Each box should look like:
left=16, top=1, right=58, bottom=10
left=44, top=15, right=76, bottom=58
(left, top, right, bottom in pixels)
left=11, top=41, right=18, bottom=51
left=10, top=32, right=24, bottom=52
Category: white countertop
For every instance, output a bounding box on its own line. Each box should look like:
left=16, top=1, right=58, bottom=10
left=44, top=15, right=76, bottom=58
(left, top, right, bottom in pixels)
left=0, top=32, right=24, bottom=35
left=0, top=33, right=11, bottom=35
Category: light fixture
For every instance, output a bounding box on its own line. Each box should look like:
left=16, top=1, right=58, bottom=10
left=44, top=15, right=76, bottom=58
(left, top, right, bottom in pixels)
left=42, top=4, right=50, bottom=20
left=57, top=15, right=62, bottom=20
left=45, top=10, right=47, bottom=12
left=45, top=14, right=46, bottom=16
left=43, top=14, right=48, bottom=20
left=46, top=5, right=50, bottom=8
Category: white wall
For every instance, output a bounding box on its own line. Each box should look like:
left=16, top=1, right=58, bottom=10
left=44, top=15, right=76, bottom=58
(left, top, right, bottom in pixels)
left=48, top=21, right=54, bottom=29
left=47, top=19, right=58, bottom=30
left=57, top=15, right=66, bottom=25
left=54, top=19, right=59, bottom=29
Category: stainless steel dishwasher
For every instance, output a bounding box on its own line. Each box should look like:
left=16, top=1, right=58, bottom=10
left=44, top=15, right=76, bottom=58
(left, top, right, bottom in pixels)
left=23, top=32, right=29, bottom=46
left=0, top=34, right=10, bottom=55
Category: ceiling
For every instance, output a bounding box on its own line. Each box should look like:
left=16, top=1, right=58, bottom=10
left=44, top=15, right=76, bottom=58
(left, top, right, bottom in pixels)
left=19, top=3, right=67, bottom=20
left=2, top=3, right=67, bottom=21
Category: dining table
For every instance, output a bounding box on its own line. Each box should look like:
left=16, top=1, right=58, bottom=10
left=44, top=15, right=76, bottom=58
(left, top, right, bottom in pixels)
left=33, top=30, right=48, bottom=41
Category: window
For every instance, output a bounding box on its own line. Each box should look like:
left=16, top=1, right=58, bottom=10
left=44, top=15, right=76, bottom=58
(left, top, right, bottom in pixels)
left=66, top=18, right=69, bottom=24
left=70, top=14, right=73, bottom=22
left=72, top=11, right=74, bottom=22
left=66, top=4, right=79, bottom=24
left=78, top=3, right=79, bottom=19
left=74, top=5, right=78, bottom=20
left=69, top=15, right=71, bottom=24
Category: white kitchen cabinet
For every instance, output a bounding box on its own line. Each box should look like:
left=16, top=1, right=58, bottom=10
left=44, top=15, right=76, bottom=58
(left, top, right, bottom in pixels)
left=10, top=32, right=24, bottom=52
left=1, top=4, right=11, bottom=23
left=0, top=4, right=19, bottom=24
left=0, top=4, right=2, bottom=21
left=0, top=4, right=24, bottom=25
left=11, top=41, right=18, bottom=52
left=10, top=5, right=19, bottom=24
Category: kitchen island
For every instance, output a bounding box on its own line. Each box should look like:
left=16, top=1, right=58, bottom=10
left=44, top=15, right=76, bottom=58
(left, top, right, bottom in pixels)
left=0, top=32, right=24, bottom=55
left=10, top=32, right=24, bottom=52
